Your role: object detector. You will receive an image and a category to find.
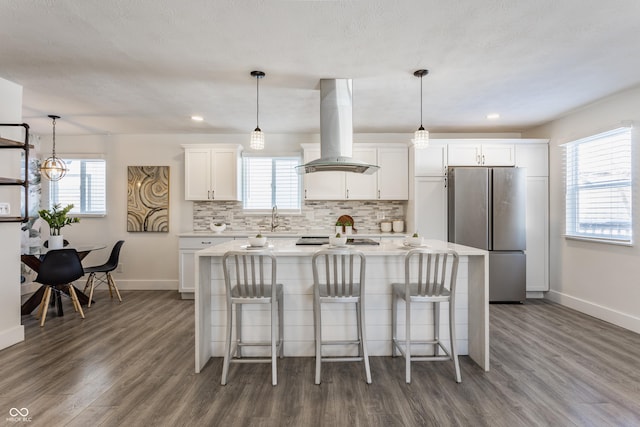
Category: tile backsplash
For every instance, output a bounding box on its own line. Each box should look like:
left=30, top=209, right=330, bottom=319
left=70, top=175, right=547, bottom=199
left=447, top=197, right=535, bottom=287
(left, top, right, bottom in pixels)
left=193, top=200, right=406, bottom=233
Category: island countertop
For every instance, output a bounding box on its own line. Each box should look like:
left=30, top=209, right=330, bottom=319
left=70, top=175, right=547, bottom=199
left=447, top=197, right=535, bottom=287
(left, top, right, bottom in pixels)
left=194, top=238, right=489, bottom=374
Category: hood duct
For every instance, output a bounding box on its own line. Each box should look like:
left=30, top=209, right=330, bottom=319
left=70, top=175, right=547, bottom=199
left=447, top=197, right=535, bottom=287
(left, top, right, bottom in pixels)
left=296, top=79, right=380, bottom=175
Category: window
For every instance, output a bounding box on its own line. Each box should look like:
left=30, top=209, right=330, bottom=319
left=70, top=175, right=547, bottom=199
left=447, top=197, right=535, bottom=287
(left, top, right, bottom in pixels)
left=48, top=158, right=106, bottom=215
left=564, top=126, right=632, bottom=243
left=242, top=156, right=301, bottom=210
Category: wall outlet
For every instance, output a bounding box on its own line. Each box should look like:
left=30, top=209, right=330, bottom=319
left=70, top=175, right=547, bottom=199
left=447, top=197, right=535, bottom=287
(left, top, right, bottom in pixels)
left=116, top=263, right=123, bottom=273
left=0, top=202, right=10, bottom=216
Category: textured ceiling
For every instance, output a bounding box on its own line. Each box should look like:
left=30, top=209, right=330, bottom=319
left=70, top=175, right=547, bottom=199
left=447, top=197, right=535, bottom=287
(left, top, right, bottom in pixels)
left=2, top=0, right=640, bottom=136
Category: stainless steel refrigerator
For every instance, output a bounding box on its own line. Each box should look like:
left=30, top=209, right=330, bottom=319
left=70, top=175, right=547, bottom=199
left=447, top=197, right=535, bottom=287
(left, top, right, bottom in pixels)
left=447, top=167, right=526, bottom=302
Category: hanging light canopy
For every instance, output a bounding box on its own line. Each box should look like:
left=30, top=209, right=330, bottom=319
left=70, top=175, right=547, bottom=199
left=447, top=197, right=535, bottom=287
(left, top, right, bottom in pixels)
left=412, top=69, right=430, bottom=148
left=250, top=70, right=266, bottom=150
left=40, top=115, right=68, bottom=181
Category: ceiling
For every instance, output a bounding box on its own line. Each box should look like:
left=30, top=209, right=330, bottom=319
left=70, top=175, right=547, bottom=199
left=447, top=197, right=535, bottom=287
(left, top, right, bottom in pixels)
left=2, top=0, right=640, bottom=137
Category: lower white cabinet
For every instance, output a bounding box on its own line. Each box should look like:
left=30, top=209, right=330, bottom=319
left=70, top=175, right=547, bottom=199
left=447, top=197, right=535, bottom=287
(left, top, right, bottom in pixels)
left=179, top=236, right=234, bottom=297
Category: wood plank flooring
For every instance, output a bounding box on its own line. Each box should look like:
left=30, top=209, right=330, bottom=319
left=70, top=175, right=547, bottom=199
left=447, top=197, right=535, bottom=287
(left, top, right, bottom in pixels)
left=1, top=291, right=639, bottom=426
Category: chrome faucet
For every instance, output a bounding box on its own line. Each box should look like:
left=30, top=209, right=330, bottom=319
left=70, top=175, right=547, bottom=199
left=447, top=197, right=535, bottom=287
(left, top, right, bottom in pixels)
left=271, top=205, right=279, bottom=232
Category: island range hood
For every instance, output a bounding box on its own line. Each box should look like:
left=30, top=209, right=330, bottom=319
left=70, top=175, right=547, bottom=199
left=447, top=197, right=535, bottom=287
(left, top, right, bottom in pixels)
left=296, top=79, right=380, bottom=175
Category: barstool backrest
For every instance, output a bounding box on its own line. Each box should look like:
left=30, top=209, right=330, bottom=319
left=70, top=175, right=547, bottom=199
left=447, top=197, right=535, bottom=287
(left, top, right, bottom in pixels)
left=222, top=251, right=277, bottom=298
left=312, top=249, right=366, bottom=297
left=404, top=249, right=459, bottom=297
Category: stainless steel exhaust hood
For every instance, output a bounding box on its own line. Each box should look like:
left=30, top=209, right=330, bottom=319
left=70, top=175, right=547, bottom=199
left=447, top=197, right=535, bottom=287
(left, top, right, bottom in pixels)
left=296, top=79, right=380, bottom=175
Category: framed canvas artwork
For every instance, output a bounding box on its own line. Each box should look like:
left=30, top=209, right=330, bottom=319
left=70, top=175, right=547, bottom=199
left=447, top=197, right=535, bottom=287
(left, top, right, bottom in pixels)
left=127, top=166, right=169, bottom=232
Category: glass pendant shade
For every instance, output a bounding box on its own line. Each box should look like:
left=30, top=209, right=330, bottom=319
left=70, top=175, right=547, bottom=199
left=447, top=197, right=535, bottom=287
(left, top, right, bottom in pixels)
left=413, top=128, right=430, bottom=148
left=250, top=128, right=265, bottom=150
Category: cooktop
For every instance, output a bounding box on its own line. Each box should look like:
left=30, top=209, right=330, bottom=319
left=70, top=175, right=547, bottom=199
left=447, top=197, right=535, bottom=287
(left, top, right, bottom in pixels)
left=295, top=236, right=380, bottom=246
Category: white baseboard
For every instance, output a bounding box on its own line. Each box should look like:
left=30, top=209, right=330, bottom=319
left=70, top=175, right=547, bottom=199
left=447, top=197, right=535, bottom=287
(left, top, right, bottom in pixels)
left=546, top=290, right=640, bottom=334
left=0, top=325, right=25, bottom=350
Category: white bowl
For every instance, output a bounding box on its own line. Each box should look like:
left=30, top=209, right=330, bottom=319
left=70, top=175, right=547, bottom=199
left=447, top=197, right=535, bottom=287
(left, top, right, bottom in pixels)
left=210, top=222, right=226, bottom=233
left=329, top=236, right=348, bottom=247
left=248, top=236, right=267, bottom=247
left=380, top=222, right=392, bottom=232
left=405, top=236, right=424, bottom=247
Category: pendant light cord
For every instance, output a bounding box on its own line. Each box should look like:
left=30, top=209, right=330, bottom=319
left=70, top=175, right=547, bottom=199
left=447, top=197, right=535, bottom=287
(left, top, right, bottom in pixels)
left=256, top=75, right=260, bottom=130
left=419, top=74, right=423, bottom=129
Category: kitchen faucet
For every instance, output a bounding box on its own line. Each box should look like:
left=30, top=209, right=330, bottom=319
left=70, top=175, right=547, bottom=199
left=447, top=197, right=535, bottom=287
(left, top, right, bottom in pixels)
left=271, top=205, right=279, bottom=232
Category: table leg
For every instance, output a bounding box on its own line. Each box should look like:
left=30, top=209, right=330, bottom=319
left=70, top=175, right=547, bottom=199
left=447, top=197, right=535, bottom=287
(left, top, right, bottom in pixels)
left=21, top=286, right=46, bottom=315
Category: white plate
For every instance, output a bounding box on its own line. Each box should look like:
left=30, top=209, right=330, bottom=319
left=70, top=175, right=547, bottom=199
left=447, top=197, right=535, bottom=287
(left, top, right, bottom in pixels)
left=327, top=244, right=349, bottom=248
left=240, top=244, right=274, bottom=250
left=399, top=242, right=430, bottom=249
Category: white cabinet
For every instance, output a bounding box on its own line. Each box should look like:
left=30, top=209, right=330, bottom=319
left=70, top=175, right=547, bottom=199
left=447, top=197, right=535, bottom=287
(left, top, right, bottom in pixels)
left=376, top=147, right=409, bottom=199
left=448, top=141, right=515, bottom=166
left=407, top=176, right=447, bottom=241
left=183, top=144, right=242, bottom=201
left=412, top=143, right=447, bottom=176
left=179, top=236, right=234, bottom=297
left=516, top=142, right=549, bottom=294
left=302, top=147, right=345, bottom=200
left=302, top=144, right=408, bottom=200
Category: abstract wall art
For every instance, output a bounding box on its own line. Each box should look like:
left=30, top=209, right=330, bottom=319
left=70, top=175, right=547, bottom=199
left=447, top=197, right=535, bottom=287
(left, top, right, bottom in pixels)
left=127, top=166, right=169, bottom=232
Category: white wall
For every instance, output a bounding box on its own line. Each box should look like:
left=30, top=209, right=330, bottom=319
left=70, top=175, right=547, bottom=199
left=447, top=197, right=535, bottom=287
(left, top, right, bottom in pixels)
left=524, top=84, right=640, bottom=333
left=0, top=77, right=25, bottom=349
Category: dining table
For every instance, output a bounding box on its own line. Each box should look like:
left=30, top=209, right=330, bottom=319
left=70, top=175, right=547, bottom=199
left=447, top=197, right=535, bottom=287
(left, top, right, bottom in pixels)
left=21, top=244, right=106, bottom=316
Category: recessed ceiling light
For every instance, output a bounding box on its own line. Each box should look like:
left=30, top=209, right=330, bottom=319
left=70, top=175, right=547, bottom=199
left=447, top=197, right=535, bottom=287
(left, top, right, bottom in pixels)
left=191, top=115, right=204, bottom=122
left=486, top=113, right=500, bottom=120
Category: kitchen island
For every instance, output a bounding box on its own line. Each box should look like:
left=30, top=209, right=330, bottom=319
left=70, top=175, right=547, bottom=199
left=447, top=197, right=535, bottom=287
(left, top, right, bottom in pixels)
left=194, top=238, right=489, bottom=373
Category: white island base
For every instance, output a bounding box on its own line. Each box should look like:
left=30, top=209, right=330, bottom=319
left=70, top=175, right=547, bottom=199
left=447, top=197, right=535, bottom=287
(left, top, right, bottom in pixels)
left=194, top=239, right=489, bottom=373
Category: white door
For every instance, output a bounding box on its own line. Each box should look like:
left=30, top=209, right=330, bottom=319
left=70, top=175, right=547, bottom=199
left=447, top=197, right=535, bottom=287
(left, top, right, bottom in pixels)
left=302, top=148, right=346, bottom=200
left=447, top=144, right=480, bottom=166
left=525, top=176, right=549, bottom=291
left=413, top=177, right=447, bottom=240
left=211, top=149, right=239, bottom=200
left=185, top=149, right=212, bottom=200
left=481, top=144, right=515, bottom=166
left=345, top=147, right=378, bottom=199
left=413, top=144, right=447, bottom=176
left=377, top=147, right=409, bottom=200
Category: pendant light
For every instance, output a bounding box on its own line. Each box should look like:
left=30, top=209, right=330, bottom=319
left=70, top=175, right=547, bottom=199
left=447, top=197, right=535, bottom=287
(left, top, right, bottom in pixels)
left=40, top=115, right=68, bottom=181
left=412, top=69, right=430, bottom=148
left=250, top=70, right=266, bottom=150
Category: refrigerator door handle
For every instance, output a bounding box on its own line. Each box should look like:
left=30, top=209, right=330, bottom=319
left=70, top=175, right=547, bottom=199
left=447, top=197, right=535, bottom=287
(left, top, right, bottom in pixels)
left=488, top=170, right=493, bottom=250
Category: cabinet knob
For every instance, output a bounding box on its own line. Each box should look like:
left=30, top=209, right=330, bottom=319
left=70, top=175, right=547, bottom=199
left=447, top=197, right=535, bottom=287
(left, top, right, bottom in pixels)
left=202, top=241, right=212, bottom=245
left=346, top=189, right=349, bottom=199
left=378, top=189, right=381, bottom=199
left=304, top=189, right=307, bottom=199
left=482, top=154, right=485, bottom=165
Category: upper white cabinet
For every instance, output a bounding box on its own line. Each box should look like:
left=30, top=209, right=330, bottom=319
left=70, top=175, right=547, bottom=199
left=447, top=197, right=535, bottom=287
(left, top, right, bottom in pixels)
left=447, top=140, right=515, bottom=166
left=302, top=144, right=408, bottom=200
left=376, top=147, right=409, bottom=199
left=412, top=143, right=447, bottom=176
left=515, top=143, right=548, bottom=176
left=183, top=144, right=242, bottom=201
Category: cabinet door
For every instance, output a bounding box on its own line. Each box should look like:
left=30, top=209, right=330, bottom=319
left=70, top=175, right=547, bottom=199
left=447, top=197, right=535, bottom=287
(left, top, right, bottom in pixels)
left=447, top=144, right=480, bottom=166
left=414, top=144, right=447, bottom=176
left=481, top=144, right=515, bottom=166
left=377, top=147, right=409, bottom=200
left=179, top=250, right=197, bottom=293
left=345, top=147, right=378, bottom=199
left=525, top=177, right=549, bottom=291
left=515, top=144, right=548, bottom=176
left=185, top=149, right=212, bottom=200
left=303, top=148, right=346, bottom=200
left=413, top=177, right=447, bottom=241
left=212, top=149, right=240, bottom=201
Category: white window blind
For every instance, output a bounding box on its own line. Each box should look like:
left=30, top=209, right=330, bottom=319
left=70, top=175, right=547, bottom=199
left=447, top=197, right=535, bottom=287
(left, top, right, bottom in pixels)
left=243, top=156, right=301, bottom=210
left=564, top=127, right=632, bottom=243
left=49, top=158, right=106, bottom=215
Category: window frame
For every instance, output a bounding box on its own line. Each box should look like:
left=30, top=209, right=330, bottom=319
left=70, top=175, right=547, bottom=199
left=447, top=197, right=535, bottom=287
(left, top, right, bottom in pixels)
left=46, top=154, right=107, bottom=217
left=241, top=153, right=302, bottom=213
left=563, top=126, right=633, bottom=245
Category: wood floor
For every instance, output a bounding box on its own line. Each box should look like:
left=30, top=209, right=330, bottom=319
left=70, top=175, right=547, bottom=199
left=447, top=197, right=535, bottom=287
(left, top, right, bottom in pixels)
left=1, top=291, right=639, bottom=427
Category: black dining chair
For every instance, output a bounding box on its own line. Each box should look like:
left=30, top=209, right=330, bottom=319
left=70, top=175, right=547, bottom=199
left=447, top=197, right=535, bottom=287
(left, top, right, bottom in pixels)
left=83, top=240, right=125, bottom=307
left=34, top=249, right=86, bottom=327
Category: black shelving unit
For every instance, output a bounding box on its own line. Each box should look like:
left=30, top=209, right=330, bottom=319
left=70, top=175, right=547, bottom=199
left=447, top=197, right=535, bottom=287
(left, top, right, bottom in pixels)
left=0, top=123, right=30, bottom=222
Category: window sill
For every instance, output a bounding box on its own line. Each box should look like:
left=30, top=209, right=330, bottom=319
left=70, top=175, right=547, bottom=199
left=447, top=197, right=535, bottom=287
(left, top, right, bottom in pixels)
left=564, top=235, right=633, bottom=247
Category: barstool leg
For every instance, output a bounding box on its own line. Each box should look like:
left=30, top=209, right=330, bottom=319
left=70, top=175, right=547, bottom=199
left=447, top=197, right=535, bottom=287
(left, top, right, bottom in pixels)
left=359, top=299, right=372, bottom=384
left=433, top=301, right=440, bottom=356
left=314, top=294, right=322, bottom=385
left=271, top=298, right=278, bottom=386
left=236, top=304, right=243, bottom=358
left=391, top=290, right=397, bottom=357
left=405, top=298, right=411, bottom=384
left=450, top=299, right=461, bottom=383
left=221, top=301, right=233, bottom=385
left=278, top=292, right=284, bottom=358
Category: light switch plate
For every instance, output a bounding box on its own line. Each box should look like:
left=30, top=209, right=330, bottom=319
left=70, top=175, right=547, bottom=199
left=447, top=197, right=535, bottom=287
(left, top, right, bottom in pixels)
left=0, top=202, right=10, bottom=216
